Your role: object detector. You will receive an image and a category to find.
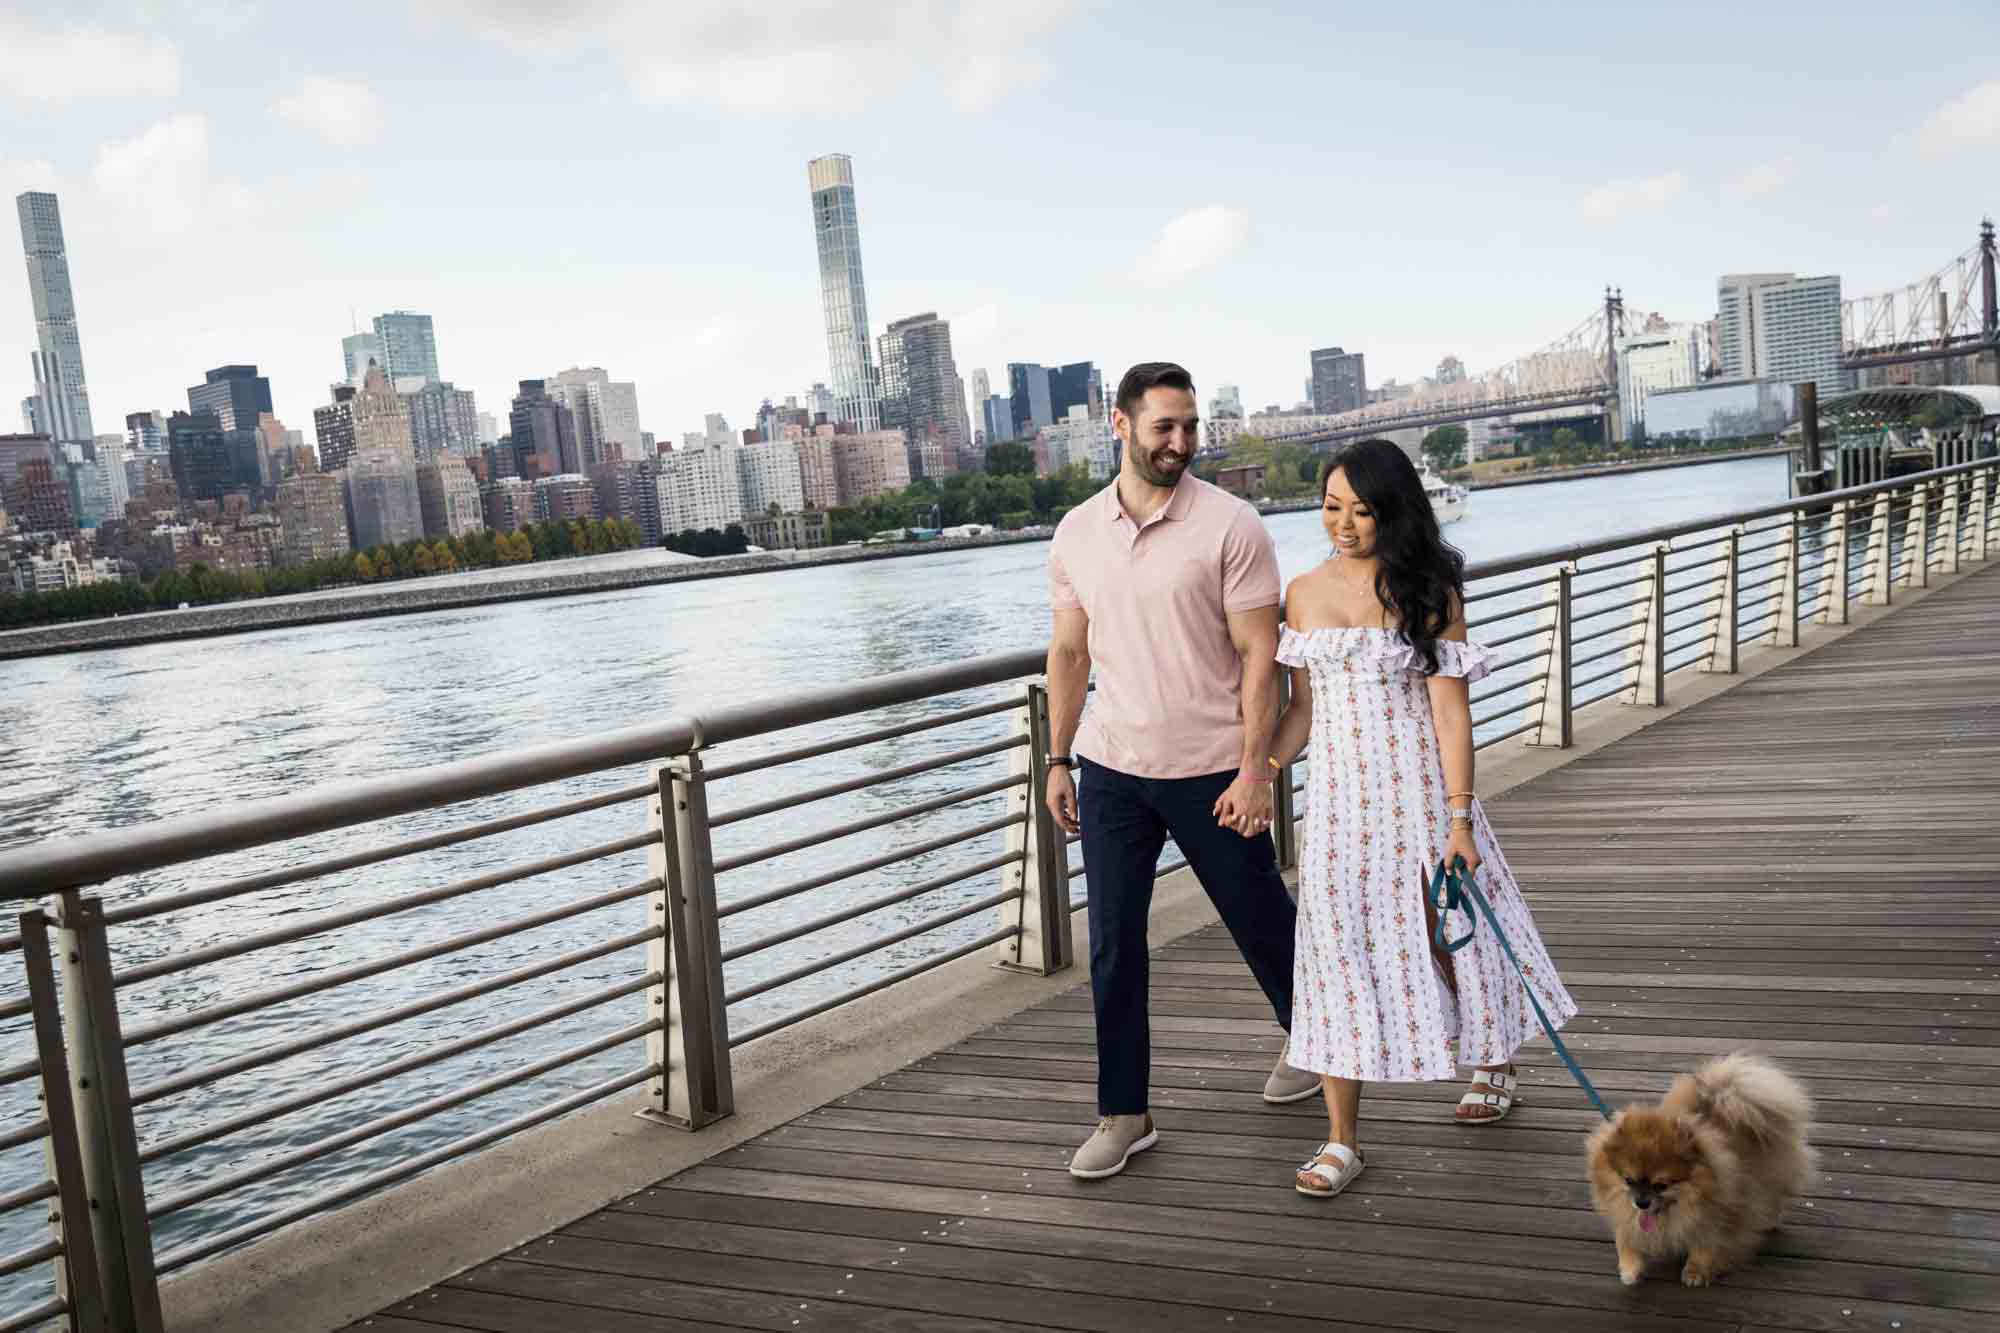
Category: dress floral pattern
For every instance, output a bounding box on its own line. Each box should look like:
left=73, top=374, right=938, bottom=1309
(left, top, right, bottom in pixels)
left=1277, top=624, right=1577, bottom=1082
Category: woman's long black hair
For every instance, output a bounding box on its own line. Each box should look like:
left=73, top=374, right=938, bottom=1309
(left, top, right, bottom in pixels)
left=1320, top=438, right=1466, bottom=674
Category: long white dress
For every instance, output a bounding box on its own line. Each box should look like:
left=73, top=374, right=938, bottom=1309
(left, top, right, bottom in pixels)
left=1277, top=624, right=1577, bottom=1082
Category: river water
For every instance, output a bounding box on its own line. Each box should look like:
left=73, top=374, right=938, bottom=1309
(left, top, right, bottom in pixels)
left=0, top=455, right=1790, bottom=1305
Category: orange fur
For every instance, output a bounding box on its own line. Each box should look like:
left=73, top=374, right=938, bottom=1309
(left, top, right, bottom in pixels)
left=1584, top=1053, right=1812, bottom=1287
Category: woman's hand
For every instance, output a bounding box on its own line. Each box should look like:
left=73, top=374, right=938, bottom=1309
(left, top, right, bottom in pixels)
left=1444, top=825, right=1482, bottom=876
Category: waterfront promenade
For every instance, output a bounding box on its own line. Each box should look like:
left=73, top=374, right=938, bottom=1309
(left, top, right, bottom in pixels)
left=340, top=563, right=2000, bottom=1331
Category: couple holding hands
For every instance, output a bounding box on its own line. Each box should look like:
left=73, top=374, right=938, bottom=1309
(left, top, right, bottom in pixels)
left=1045, top=361, right=1575, bottom=1197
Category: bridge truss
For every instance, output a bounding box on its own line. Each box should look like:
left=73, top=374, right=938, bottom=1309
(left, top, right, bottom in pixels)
left=1843, top=219, right=1999, bottom=369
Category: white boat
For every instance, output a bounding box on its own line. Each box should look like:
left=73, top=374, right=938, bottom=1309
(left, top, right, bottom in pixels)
left=1420, top=464, right=1469, bottom=524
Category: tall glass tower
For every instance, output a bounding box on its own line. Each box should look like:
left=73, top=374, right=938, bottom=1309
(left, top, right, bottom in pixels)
left=16, top=191, right=95, bottom=444
left=807, top=155, right=880, bottom=433
left=372, top=310, right=441, bottom=386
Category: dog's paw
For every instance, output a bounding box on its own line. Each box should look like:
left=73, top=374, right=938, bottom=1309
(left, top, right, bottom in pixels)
left=1680, top=1263, right=1715, bottom=1287
left=1619, top=1264, right=1643, bottom=1287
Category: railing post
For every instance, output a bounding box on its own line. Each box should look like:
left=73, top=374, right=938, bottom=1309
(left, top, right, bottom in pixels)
left=53, top=892, right=162, bottom=1333
left=19, top=909, right=106, bottom=1333
left=1702, top=528, right=1740, bottom=674
left=1773, top=512, right=1801, bottom=649
left=1970, top=467, right=1992, bottom=563
left=1527, top=565, right=1573, bottom=748
left=1625, top=545, right=1666, bottom=707
left=640, top=753, right=733, bottom=1130
left=1939, top=476, right=1961, bottom=575
left=1904, top=479, right=1929, bottom=589
left=1819, top=499, right=1851, bottom=627
left=1865, top=491, right=1894, bottom=605
left=1270, top=672, right=1299, bottom=872
left=995, top=683, right=1074, bottom=976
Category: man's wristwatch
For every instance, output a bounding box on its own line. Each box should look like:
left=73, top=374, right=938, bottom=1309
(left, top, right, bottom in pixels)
left=1047, top=755, right=1075, bottom=769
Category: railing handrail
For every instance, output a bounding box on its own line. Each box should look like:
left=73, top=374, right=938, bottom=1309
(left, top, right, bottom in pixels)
left=0, top=647, right=1043, bottom=899
left=2, top=455, right=1992, bottom=899
left=1468, top=455, right=1995, bottom=579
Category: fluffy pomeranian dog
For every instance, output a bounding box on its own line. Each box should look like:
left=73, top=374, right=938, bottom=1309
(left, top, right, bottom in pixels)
left=1585, top=1053, right=1812, bottom=1287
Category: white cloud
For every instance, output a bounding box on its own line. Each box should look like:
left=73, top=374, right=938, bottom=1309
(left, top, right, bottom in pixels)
left=1723, top=157, right=1796, bottom=198
left=274, top=77, right=386, bottom=147
left=420, top=0, right=1074, bottom=111
left=1917, top=79, right=2000, bottom=157
left=93, top=114, right=256, bottom=236
left=1136, top=207, right=1250, bottom=287
left=1581, top=172, right=1684, bottom=222
left=0, top=19, right=179, bottom=99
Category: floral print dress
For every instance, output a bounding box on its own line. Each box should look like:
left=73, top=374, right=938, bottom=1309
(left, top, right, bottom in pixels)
left=1277, top=625, right=1577, bottom=1082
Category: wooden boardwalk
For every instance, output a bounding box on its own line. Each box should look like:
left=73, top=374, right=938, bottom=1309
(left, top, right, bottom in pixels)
left=352, top=567, right=2000, bottom=1333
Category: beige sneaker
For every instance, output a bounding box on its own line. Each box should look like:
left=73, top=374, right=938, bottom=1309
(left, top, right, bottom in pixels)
left=1263, top=1044, right=1322, bottom=1104
left=1068, top=1114, right=1157, bottom=1179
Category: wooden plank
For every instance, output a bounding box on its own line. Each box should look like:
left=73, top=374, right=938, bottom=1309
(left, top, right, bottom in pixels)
left=459, top=1239, right=1396, bottom=1333
left=340, top=565, right=2000, bottom=1330
left=605, top=1190, right=2000, bottom=1325
left=557, top=1208, right=1747, bottom=1333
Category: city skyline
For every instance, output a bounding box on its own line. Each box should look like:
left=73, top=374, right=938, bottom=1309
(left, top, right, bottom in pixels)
left=2, top=4, right=1998, bottom=442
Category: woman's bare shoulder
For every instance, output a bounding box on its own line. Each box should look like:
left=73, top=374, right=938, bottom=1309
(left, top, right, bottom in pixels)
left=1283, top=562, right=1337, bottom=626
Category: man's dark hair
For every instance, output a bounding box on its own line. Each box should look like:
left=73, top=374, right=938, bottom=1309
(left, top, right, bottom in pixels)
left=1115, top=362, right=1196, bottom=420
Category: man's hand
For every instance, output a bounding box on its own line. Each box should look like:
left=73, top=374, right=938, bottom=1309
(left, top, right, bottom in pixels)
left=1046, top=767, right=1080, bottom=835
left=1213, top=776, right=1274, bottom=838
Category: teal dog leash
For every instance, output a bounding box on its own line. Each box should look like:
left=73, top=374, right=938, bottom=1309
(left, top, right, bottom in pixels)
left=1429, top=856, right=1613, bottom=1122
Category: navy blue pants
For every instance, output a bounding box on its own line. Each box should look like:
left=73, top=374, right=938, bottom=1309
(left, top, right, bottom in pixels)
left=1077, top=757, right=1297, bottom=1116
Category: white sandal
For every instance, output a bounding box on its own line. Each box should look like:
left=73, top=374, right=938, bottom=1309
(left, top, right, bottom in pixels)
left=1456, top=1067, right=1519, bottom=1123
left=1295, top=1142, right=1365, bottom=1198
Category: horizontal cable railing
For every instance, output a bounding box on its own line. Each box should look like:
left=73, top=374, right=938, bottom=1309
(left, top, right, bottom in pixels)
left=0, top=455, right=1993, bottom=1329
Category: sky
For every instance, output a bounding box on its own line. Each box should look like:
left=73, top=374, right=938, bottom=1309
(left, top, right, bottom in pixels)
left=3, top=1, right=1998, bottom=447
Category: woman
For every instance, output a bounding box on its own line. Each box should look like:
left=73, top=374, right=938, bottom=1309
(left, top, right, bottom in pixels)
left=1270, top=438, right=1576, bottom=1198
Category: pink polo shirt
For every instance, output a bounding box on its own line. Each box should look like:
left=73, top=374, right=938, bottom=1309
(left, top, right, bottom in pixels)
left=1048, top=474, right=1281, bottom=778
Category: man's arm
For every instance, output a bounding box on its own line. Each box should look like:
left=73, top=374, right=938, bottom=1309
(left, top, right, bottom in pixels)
left=1045, top=606, right=1090, bottom=833
left=1213, top=603, right=1280, bottom=835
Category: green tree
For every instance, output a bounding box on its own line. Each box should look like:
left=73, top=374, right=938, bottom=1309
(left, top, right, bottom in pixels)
left=1421, top=424, right=1468, bottom=474
left=985, top=441, right=1036, bottom=476
left=411, top=543, right=436, bottom=575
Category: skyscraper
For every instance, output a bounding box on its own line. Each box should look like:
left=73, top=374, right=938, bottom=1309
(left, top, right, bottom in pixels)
left=1008, top=363, right=1054, bottom=436
left=510, top=380, right=579, bottom=477
left=807, top=155, right=880, bottom=432
left=1715, top=273, right=1848, bottom=395
left=403, top=380, right=481, bottom=461
left=345, top=366, right=424, bottom=548
left=314, top=385, right=359, bottom=474
left=878, top=312, right=968, bottom=477
left=1311, top=346, right=1367, bottom=414
left=16, top=192, right=95, bottom=444
left=342, top=331, right=385, bottom=384
left=188, top=365, right=274, bottom=432
left=371, top=311, right=441, bottom=387
left=549, top=367, right=643, bottom=460
left=1047, top=362, right=1097, bottom=423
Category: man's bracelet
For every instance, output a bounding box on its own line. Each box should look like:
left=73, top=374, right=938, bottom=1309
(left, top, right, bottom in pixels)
left=1047, top=755, right=1074, bottom=768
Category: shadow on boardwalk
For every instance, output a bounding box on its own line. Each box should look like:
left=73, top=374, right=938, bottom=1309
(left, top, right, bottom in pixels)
left=354, top=566, right=2000, bottom=1333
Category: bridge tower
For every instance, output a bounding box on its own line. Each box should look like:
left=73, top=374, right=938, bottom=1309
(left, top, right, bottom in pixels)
left=1980, top=219, right=1998, bottom=386
left=1603, top=286, right=1626, bottom=442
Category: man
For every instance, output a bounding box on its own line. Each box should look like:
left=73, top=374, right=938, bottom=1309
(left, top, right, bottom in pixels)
left=1046, top=361, right=1317, bottom=1180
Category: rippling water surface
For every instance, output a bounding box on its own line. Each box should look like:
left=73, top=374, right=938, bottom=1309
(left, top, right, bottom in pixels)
left=0, top=456, right=1788, bottom=1308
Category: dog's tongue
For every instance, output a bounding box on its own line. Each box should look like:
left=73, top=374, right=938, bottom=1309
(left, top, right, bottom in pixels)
left=1638, top=1212, right=1658, bottom=1234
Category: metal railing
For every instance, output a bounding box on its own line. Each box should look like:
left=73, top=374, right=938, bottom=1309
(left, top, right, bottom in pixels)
left=0, top=455, right=1993, bottom=1331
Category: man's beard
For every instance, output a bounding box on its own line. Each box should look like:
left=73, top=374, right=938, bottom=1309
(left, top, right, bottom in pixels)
left=1129, top=444, right=1188, bottom=488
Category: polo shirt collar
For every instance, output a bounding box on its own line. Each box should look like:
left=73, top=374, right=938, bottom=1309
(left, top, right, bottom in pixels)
left=1105, top=475, right=1196, bottom=526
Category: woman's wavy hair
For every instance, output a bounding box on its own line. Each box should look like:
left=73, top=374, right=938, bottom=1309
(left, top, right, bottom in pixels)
left=1320, top=438, right=1466, bottom=674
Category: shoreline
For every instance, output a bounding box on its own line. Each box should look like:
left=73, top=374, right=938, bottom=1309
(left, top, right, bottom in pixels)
left=1457, top=445, right=1789, bottom=491
left=1, top=451, right=1785, bottom=663
left=0, top=531, right=1053, bottom=662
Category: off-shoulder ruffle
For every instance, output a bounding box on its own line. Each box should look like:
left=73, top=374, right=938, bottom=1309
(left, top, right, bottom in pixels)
left=1275, top=625, right=1493, bottom=682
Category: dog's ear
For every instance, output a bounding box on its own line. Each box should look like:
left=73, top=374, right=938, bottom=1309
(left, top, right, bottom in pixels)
left=1670, top=1115, right=1702, bottom=1156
